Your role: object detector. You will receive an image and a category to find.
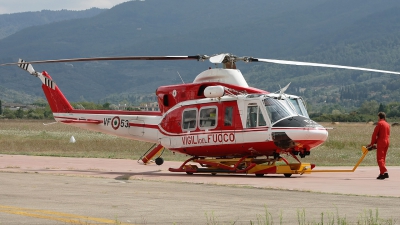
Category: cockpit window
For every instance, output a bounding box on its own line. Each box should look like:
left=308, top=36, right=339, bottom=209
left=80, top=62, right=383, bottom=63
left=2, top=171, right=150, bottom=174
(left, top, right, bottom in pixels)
left=289, top=98, right=309, bottom=118
left=264, top=98, right=291, bottom=124
left=246, top=103, right=267, bottom=128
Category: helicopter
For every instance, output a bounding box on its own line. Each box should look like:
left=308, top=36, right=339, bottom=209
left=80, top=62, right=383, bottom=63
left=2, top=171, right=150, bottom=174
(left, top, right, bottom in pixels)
left=2, top=53, right=400, bottom=177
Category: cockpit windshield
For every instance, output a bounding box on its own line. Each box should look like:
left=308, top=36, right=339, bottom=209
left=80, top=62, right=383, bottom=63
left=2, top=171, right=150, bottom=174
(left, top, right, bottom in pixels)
left=263, top=97, right=292, bottom=124
left=289, top=98, right=309, bottom=118
left=279, top=99, right=297, bottom=115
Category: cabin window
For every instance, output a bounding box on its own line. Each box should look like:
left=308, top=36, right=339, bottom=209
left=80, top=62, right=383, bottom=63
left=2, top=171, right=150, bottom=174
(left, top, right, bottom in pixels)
left=199, top=106, right=217, bottom=129
left=246, top=103, right=266, bottom=128
left=182, top=108, right=197, bottom=131
left=224, top=107, right=233, bottom=126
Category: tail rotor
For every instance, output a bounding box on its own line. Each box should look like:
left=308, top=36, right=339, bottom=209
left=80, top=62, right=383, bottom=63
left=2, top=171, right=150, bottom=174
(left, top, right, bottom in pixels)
left=18, top=59, right=56, bottom=90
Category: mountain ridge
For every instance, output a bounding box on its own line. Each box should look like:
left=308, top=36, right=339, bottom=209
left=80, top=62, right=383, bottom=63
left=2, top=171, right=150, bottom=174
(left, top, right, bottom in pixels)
left=0, top=0, right=399, bottom=112
left=0, top=8, right=106, bottom=40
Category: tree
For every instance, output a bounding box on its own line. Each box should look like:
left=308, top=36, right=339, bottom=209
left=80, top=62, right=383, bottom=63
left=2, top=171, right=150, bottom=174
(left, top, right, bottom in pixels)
left=0, top=99, right=2, bottom=115
left=3, top=108, right=15, bottom=119
left=359, top=100, right=379, bottom=115
left=15, top=108, right=24, bottom=119
left=378, top=103, right=387, bottom=113
left=102, top=102, right=110, bottom=110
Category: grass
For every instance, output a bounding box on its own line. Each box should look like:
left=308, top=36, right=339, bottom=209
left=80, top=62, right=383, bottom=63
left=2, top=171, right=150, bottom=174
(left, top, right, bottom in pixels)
left=205, top=207, right=396, bottom=225
left=308, top=122, right=400, bottom=166
left=0, top=119, right=184, bottom=161
left=1, top=120, right=400, bottom=166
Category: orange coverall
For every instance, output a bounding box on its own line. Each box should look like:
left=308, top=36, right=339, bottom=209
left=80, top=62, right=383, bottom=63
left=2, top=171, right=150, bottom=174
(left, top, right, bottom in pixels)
left=370, top=119, right=390, bottom=175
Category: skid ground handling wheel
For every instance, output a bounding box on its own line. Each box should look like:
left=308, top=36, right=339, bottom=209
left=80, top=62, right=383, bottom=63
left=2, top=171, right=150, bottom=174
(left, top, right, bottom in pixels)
left=169, top=146, right=370, bottom=177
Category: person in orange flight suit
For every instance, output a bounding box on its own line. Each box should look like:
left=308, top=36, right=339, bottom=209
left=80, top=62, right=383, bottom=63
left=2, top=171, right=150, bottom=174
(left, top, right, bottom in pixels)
left=368, top=112, right=390, bottom=180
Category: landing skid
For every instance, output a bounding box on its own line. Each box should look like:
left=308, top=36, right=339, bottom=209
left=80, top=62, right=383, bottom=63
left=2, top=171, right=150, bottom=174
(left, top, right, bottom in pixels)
left=169, top=146, right=370, bottom=177
left=168, top=155, right=314, bottom=177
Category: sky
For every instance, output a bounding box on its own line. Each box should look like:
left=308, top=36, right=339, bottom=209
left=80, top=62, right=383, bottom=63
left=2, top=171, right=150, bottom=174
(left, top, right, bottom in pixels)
left=0, top=0, right=131, bottom=14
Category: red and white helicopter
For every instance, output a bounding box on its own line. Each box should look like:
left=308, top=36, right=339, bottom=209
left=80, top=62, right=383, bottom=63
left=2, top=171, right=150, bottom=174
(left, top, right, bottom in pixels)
left=3, top=54, right=400, bottom=177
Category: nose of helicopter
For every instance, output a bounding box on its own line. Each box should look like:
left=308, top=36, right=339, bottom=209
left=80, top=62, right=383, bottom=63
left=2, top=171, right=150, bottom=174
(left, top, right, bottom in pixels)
left=272, top=116, right=328, bottom=149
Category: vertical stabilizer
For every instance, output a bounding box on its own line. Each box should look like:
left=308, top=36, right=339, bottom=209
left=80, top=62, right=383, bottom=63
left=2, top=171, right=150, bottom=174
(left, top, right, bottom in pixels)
left=41, top=71, right=73, bottom=113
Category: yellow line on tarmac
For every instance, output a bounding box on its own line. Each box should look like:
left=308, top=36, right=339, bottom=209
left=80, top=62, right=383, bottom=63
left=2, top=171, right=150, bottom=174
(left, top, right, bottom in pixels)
left=0, top=205, right=134, bottom=225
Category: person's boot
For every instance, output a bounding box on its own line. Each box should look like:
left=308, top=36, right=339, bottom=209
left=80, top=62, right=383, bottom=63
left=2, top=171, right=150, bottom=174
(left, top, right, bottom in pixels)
left=384, top=173, right=389, bottom=179
left=377, top=174, right=385, bottom=180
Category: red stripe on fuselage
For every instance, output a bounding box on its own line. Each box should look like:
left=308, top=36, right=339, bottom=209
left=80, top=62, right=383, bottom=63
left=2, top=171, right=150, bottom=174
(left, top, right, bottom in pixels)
left=61, top=120, right=102, bottom=124
left=128, top=123, right=159, bottom=129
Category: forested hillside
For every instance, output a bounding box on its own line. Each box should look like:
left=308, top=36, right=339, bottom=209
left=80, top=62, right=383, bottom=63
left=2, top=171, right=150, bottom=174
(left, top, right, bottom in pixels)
left=0, top=0, right=400, bottom=114
left=246, top=6, right=400, bottom=112
left=0, top=8, right=105, bottom=40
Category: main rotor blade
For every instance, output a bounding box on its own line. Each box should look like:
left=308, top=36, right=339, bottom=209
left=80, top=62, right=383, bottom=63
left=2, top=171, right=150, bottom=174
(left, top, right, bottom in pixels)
left=0, top=55, right=202, bottom=66
left=252, top=58, right=400, bottom=75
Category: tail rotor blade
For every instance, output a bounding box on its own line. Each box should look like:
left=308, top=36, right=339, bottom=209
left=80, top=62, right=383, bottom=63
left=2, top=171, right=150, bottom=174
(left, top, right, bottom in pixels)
left=18, top=59, right=36, bottom=74
left=17, top=59, right=56, bottom=90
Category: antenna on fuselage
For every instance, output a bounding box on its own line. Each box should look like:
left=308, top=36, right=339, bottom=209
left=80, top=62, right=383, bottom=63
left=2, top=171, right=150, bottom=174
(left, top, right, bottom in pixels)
left=275, top=82, right=291, bottom=100
left=177, top=71, right=185, bottom=84
left=276, top=82, right=291, bottom=94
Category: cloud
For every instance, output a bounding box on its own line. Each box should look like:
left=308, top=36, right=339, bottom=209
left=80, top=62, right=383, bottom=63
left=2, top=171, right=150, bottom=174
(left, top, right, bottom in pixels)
left=0, top=0, right=129, bottom=14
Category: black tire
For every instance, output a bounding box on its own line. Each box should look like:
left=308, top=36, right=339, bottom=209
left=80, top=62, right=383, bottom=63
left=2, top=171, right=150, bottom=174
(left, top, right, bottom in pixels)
left=186, top=172, right=193, bottom=175
left=255, top=174, right=264, bottom=177
left=284, top=173, right=292, bottom=178
left=155, top=157, right=164, bottom=165
left=211, top=173, right=217, bottom=176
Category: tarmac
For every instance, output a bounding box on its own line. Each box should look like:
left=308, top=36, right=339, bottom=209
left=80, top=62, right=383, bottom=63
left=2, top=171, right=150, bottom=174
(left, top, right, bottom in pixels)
left=1, top=154, right=399, bottom=197
left=1, top=154, right=400, bottom=224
